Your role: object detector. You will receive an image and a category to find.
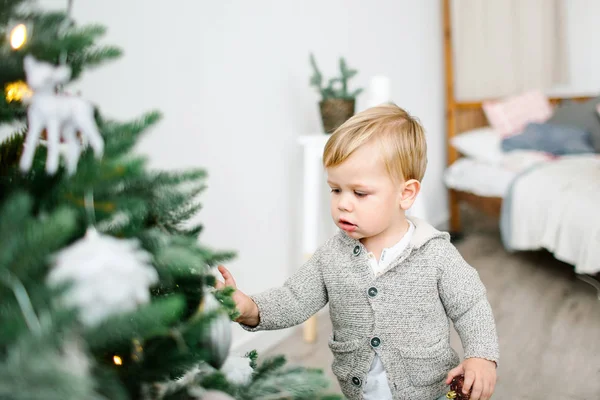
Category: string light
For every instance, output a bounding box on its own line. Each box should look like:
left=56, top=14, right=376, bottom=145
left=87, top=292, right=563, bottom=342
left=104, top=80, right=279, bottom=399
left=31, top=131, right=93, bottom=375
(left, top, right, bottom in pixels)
left=5, top=81, right=32, bottom=103
left=9, top=23, right=27, bottom=49
left=131, top=339, right=144, bottom=362
left=113, top=355, right=123, bottom=366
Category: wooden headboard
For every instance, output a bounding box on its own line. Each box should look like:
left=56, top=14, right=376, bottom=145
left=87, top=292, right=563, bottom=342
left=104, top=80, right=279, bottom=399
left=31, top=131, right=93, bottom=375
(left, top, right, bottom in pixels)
left=441, top=0, right=592, bottom=231
left=442, top=0, right=591, bottom=166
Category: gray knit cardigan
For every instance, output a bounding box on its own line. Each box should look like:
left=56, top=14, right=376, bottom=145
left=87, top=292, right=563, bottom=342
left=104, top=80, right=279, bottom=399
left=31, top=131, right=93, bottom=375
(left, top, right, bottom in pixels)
left=241, top=217, right=499, bottom=400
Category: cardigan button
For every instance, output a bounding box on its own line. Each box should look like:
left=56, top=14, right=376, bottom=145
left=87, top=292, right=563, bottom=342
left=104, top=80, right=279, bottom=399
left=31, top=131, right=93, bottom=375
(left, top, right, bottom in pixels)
left=370, top=337, right=381, bottom=348
left=367, top=287, right=378, bottom=297
left=353, top=245, right=361, bottom=256
left=351, top=376, right=361, bottom=387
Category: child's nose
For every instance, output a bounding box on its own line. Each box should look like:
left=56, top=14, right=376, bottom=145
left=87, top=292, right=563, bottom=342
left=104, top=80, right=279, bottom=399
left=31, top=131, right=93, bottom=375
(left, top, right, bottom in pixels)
left=337, top=194, right=353, bottom=212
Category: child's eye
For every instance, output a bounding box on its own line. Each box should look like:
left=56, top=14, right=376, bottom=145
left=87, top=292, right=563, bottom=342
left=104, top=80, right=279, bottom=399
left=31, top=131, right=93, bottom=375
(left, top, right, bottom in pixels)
left=330, top=188, right=340, bottom=194
left=354, top=191, right=367, bottom=198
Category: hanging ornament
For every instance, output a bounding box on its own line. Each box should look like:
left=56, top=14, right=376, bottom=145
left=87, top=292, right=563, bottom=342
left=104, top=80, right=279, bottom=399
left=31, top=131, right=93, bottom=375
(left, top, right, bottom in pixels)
left=446, top=374, right=471, bottom=400
left=59, top=335, right=92, bottom=379
left=47, top=228, right=159, bottom=328
left=5, top=80, right=33, bottom=103
left=18, top=55, right=104, bottom=175
left=197, top=391, right=236, bottom=400
left=219, top=355, right=254, bottom=386
left=198, top=291, right=232, bottom=369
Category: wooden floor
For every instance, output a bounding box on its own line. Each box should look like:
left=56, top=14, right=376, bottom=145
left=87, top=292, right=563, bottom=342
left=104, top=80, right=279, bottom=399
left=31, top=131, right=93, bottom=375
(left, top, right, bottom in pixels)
left=265, top=210, right=600, bottom=399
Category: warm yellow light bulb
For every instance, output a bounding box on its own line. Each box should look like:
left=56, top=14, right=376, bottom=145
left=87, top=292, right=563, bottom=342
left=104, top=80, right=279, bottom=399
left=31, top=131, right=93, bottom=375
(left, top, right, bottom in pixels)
left=10, top=24, right=27, bottom=50
left=5, top=81, right=32, bottom=103
left=113, top=355, right=123, bottom=366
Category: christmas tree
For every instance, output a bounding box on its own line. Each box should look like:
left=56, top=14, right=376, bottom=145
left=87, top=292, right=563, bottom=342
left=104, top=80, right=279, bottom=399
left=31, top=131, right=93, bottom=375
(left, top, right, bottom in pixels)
left=0, top=1, right=340, bottom=399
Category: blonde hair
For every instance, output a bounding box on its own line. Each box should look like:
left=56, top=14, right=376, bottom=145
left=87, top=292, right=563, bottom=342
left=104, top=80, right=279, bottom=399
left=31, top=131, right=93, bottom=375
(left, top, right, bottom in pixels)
left=323, top=103, right=427, bottom=182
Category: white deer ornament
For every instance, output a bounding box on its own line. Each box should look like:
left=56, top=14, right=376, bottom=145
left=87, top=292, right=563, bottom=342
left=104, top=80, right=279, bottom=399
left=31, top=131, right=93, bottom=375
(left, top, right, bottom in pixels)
left=19, top=55, right=104, bottom=175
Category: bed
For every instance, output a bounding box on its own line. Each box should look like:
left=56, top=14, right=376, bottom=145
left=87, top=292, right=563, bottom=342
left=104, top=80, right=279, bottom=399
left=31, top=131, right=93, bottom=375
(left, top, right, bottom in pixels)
left=442, top=0, right=600, bottom=278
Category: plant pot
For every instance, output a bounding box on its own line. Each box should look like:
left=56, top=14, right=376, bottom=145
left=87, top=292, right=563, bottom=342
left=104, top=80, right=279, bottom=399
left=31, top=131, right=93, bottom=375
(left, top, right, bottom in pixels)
left=319, top=98, right=355, bottom=134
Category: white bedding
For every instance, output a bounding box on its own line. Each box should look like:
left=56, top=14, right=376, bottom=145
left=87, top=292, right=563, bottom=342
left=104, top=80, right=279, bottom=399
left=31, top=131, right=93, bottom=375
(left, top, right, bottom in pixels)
left=446, top=124, right=600, bottom=274
left=501, top=154, right=600, bottom=275
left=444, top=152, right=555, bottom=198
left=443, top=158, right=517, bottom=198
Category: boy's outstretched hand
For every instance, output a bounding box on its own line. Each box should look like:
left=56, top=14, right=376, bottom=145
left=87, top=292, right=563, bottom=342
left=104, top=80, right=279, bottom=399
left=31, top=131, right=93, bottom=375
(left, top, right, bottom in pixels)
left=215, top=265, right=260, bottom=327
left=446, top=358, right=496, bottom=400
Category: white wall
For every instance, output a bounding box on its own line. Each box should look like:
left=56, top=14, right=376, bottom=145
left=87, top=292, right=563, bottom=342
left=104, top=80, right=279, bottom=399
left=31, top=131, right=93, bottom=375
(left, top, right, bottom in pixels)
left=29, top=0, right=600, bottom=353
left=549, top=0, right=600, bottom=95
left=37, top=0, right=444, bottom=352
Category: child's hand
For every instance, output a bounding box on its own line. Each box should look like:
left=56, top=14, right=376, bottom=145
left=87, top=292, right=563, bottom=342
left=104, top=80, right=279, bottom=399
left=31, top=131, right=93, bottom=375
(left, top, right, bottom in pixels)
left=446, top=358, right=496, bottom=400
left=215, top=265, right=260, bottom=327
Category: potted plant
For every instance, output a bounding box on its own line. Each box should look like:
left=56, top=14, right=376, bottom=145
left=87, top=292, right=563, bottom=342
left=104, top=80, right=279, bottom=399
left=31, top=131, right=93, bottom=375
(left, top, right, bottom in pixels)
left=309, top=53, right=363, bottom=134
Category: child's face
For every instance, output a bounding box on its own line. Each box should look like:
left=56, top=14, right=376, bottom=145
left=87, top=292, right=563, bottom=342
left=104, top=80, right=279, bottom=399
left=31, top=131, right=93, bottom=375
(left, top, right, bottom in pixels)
left=326, top=141, right=406, bottom=242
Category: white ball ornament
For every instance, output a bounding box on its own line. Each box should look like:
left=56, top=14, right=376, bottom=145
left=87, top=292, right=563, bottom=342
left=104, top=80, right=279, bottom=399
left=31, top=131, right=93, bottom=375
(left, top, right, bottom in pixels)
left=47, top=228, right=159, bottom=327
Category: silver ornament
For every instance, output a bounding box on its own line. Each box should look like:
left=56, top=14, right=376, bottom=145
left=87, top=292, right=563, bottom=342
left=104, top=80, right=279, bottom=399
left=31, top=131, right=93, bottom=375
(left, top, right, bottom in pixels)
left=199, top=390, right=236, bottom=400
left=200, top=292, right=231, bottom=369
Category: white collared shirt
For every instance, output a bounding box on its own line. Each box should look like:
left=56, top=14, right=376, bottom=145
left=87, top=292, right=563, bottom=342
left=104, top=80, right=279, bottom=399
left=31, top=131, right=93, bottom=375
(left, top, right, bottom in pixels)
left=363, top=220, right=415, bottom=399
left=366, top=220, right=415, bottom=276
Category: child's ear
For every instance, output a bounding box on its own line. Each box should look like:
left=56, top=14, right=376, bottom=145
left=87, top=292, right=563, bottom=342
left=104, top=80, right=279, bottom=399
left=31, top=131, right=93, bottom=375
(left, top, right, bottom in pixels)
left=399, top=179, right=420, bottom=210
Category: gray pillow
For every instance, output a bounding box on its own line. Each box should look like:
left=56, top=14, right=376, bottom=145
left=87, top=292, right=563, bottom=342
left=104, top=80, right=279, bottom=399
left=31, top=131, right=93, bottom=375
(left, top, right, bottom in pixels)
left=501, top=123, right=594, bottom=155
left=547, top=95, right=600, bottom=152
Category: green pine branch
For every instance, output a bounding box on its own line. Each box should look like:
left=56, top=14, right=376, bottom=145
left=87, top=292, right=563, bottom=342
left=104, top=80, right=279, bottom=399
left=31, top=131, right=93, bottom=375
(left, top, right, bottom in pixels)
left=0, top=331, right=102, bottom=400
left=0, top=3, right=340, bottom=398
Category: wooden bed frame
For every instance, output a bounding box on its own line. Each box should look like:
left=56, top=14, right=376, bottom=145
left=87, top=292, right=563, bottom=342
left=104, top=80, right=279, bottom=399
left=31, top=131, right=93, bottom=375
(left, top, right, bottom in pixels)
left=442, top=0, right=591, bottom=234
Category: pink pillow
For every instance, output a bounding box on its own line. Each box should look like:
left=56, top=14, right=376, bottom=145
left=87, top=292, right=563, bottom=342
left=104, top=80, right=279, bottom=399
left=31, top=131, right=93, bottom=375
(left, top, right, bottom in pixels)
left=482, top=90, right=553, bottom=137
